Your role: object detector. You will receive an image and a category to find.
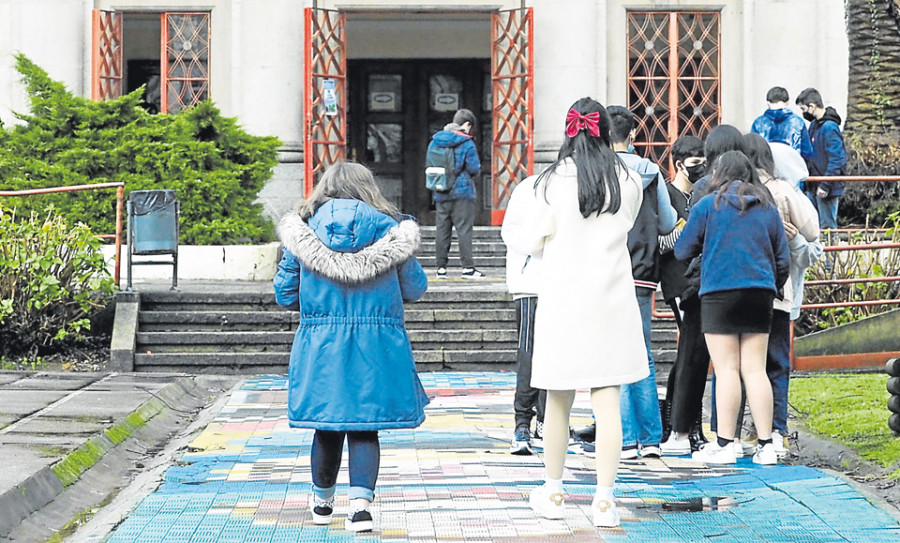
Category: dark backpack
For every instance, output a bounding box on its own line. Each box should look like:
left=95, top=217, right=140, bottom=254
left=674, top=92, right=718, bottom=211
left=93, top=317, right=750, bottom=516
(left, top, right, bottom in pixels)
left=425, top=145, right=457, bottom=193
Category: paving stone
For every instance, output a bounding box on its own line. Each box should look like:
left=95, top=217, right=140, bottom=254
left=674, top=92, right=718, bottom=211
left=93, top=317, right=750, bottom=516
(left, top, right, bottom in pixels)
left=103, top=372, right=900, bottom=543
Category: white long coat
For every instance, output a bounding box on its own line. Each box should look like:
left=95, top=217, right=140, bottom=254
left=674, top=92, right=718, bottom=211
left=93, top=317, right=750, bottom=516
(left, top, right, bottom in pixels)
left=501, top=159, right=649, bottom=390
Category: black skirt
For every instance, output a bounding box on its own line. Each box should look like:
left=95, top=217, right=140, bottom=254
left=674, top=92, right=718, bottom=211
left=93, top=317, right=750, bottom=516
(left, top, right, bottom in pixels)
left=701, top=288, right=775, bottom=334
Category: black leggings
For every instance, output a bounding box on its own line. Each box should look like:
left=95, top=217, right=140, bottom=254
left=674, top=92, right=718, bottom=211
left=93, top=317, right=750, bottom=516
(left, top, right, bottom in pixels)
left=312, top=430, right=380, bottom=499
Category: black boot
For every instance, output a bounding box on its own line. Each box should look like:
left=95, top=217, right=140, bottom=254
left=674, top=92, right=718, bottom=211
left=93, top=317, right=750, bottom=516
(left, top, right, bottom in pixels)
left=659, top=397, right=672, bottom=444
left=688, top=412, right=708, bottom=452
left=574, top=423, right=596, bottom=443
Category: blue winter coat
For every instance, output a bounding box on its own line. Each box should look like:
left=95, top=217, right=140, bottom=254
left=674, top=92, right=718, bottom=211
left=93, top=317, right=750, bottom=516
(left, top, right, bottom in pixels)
left=674, top=182, right=790, bottom=298
left=750, top=108, right=813, bottom=159
left=428, top=127, right=481, bottom=202
left=274, top=199, right=430, bottom=431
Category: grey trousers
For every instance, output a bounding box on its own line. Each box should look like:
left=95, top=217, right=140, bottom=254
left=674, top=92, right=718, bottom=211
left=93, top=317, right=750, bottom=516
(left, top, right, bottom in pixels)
left=434, top=199, right=475, bottom=269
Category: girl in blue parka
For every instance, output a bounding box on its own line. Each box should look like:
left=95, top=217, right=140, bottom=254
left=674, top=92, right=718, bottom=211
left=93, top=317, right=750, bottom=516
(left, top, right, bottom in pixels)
left=274, top=162, right=429, bottom=533
left=674, top=151, right=790, bottom=467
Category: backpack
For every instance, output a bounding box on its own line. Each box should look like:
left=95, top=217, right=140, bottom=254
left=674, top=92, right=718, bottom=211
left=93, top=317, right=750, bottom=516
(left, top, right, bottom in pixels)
left=425, top=145, right=457, bottom=193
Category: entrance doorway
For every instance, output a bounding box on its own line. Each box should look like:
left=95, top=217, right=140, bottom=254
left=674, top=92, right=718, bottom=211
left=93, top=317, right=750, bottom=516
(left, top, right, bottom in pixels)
left=348, top=59, right=491, bottom=225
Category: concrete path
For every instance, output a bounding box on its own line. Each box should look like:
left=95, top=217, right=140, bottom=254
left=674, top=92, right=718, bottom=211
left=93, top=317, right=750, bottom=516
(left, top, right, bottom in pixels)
left=71, top=372, right=900, bottom=543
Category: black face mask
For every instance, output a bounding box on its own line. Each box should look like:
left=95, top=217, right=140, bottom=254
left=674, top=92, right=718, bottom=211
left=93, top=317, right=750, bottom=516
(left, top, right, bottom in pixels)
left=802, top=111, right=816, bottom=122
left=684, top=163, right=707, bottom=184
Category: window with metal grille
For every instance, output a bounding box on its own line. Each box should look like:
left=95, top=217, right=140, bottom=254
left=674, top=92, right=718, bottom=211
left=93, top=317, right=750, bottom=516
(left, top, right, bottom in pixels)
left=627, top=11, right=720, bottom=174
left=91, top=10, right=209, bottom=114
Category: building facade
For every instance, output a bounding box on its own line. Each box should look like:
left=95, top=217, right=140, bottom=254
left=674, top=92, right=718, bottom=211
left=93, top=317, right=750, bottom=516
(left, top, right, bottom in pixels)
left=0, top=0, right=849, bottom=225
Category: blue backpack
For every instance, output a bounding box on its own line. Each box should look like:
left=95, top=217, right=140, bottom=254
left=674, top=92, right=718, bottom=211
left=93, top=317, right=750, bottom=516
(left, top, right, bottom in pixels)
left=425, top=145, right=457, bottom=193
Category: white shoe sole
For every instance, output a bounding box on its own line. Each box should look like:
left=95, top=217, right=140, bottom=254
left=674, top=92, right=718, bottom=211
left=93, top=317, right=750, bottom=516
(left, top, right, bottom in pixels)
left=344, top=519, right=374, bottom=532
left=661, top=448, right=691, bottom=456
left=311, top=512, right=332, bottom=525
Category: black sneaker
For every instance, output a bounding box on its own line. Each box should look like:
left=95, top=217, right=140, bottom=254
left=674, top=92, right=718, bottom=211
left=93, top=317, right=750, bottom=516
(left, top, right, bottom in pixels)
left=345, top=509, right=374, bottom=532
left=574, top=423, right=596, bottom=443
left=580, top=441, right=596, bottom=457
left=310, top=496, right=333, bottom=525
left=461, top=268, right=485, bottom=279
left=436, top=267, right=447, bottom=278
left=509, top=426, right=534, bottom=455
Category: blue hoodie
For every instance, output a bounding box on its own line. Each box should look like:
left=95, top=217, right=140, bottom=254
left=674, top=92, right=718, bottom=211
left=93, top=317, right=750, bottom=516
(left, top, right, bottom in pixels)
left=427, top=126, right=481, bottom=202
left=674, top=182, right=790, bottom=297
left=751, top=107, right=813, bottom=159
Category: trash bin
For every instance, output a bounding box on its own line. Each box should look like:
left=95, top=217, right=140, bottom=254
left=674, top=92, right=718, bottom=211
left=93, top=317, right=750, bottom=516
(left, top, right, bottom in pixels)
left=127, top=189, right=179, bottom=290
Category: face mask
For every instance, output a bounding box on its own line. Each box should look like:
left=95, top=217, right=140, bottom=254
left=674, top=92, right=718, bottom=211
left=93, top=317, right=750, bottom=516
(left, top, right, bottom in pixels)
left=802, top=111, right=816, bottom=122
left=684, top=163, right=707, bottom=184
left=627, top=143, right=636, bottom=154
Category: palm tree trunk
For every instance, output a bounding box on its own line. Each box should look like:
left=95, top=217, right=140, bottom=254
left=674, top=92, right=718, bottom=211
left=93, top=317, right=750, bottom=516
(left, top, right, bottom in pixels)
left=841, top=0, right=900, bottom=224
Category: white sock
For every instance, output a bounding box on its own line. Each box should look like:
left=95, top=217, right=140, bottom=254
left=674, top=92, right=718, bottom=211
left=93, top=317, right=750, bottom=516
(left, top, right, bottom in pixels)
left=595, top=485, right=614, bottom=502
left=544, top=476, right=563, bottom=493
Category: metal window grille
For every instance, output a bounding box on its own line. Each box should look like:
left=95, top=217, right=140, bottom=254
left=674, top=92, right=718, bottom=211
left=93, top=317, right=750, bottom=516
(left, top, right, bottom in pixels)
left=91, top=10, right=123, bottom=101
left=627, top=11, right=721, bottom=174
left=161, top=12, right=210, bottom=114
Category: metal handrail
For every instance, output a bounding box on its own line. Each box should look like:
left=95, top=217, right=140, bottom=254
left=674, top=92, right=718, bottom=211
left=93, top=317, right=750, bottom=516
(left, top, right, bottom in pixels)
left=805, top=175, right=900, bottom=183
left=0, top=182, right=125, bottom=285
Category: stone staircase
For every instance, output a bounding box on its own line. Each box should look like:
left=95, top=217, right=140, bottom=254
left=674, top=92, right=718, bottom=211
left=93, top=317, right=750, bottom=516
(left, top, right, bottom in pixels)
left=113, top=226, right=677, bottom=375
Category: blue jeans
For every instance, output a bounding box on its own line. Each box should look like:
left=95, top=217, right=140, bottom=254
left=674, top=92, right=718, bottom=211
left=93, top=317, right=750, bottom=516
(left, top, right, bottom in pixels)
left=620, top=288, right=663, bottom=448
left=311, top=430, right=380, bottom=502
left=816, top=194, right=840, bottom=230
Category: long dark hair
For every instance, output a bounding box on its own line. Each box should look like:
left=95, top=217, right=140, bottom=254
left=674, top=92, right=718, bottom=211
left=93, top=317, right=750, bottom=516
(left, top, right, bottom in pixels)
left=534, top=97, right=624, bottom=217
left=741, top=133, right=776, bottom=178
left=708, top=151, right=775, bottom=213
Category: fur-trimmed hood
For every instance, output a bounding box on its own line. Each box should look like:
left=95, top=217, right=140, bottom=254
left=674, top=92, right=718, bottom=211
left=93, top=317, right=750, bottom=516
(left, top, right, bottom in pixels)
left=276, top=199, right=420, bottom=285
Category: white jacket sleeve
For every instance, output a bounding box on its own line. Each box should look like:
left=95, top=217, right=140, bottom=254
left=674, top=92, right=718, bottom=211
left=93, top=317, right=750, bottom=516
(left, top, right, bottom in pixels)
left=501, top=176, right=554, bottom=258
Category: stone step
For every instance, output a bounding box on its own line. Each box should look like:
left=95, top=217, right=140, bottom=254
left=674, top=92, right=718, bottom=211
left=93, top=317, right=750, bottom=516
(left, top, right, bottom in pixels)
left=418, top=226, right=502, bottom=241
left=416, top=255, right=506, bottom=268
left=136, top=329, right=519, bottom=352
left=132, top=350, right=517, bottom=373
left=416, top=241, right=506, bottom=254
left=139, top=308, right=516, bottom=328
left=139, top=287, right=512, bottom=312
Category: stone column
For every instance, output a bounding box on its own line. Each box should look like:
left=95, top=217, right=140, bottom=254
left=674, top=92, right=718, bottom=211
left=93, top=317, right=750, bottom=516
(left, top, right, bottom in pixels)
left=531, top=0, right=606, bottom=167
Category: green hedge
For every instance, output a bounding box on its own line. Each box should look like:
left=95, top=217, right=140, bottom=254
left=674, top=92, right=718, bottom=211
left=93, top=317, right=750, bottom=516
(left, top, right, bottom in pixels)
left=0, top=55, right=282, bottom=245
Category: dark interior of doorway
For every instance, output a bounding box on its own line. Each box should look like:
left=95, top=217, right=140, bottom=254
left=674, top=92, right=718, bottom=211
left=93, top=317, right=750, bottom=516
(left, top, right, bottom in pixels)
left=123, top=13, right=162, bottom=113
left=348, top=59, right=491, bottom=226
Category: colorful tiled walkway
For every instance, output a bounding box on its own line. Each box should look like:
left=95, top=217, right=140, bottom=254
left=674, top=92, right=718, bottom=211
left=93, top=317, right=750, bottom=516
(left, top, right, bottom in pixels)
left=106, top=373, right=900, bottom=542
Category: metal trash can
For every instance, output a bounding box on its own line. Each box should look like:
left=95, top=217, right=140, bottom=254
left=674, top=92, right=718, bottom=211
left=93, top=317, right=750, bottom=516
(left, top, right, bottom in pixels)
left=127, top=189, right=179, bottom=290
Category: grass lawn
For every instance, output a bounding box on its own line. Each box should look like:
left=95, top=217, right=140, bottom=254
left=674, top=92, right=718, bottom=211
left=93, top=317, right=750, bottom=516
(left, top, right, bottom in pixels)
left=790, top=372, right=900, bottom=479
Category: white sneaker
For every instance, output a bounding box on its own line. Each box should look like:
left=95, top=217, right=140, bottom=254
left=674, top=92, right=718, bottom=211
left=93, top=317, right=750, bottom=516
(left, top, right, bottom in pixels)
left=752, top=443, right=778, bottom=465
left=309, top=496, right=334, bottom=525
left=692, top=442, right=737, bottom=464
left=661, top=436, right=691, bottom=456
left=529, top=483, right=565, bottom=520
left=772, top=431, right=788, bottom=458
left=732, top=440, right=757, bottom=458
left=620, top=447, right=639, bottom=460
left=592, top=497, right=620, bottom=528
left=640, top=445, right=662, bottom=458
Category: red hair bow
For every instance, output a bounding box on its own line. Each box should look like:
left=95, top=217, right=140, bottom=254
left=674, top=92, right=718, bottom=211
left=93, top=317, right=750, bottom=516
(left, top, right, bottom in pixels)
left=565, top=109, right=601, bottom=138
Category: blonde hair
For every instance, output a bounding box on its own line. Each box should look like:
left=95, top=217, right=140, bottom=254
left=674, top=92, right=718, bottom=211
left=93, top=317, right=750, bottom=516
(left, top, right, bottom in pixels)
left=299, top=162, right=399, bottom=220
